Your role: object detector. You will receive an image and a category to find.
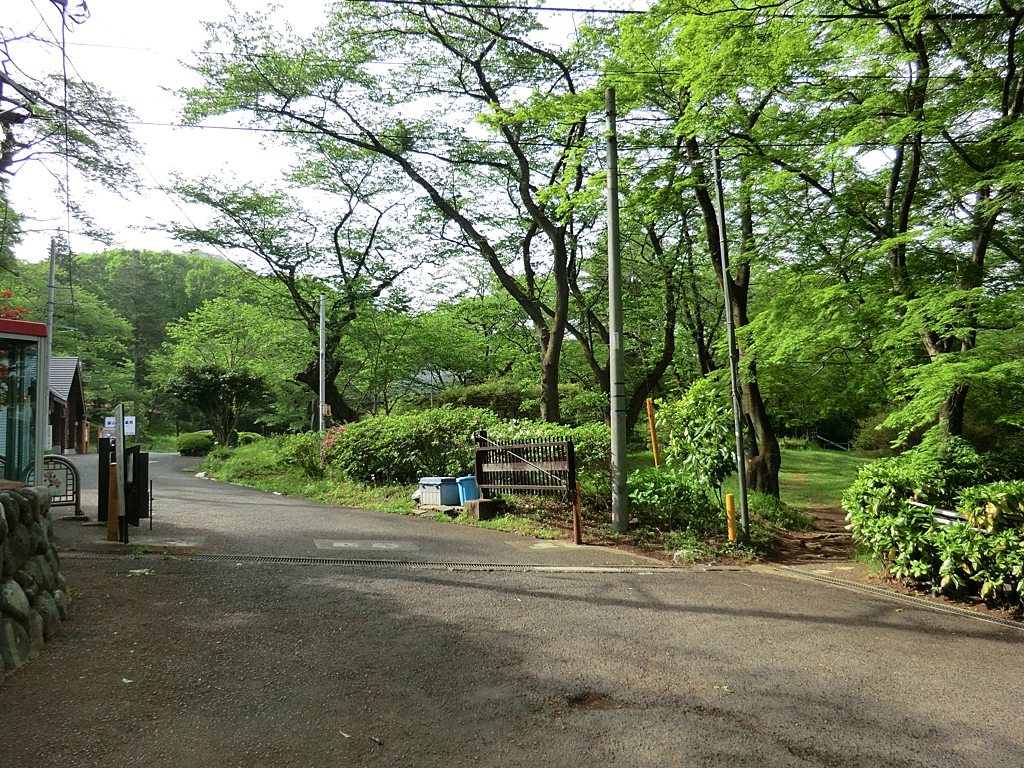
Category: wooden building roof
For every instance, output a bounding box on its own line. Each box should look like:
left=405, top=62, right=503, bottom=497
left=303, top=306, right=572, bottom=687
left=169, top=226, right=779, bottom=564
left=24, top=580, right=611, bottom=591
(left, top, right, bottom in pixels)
left=49, top=356, right=84, bottom=410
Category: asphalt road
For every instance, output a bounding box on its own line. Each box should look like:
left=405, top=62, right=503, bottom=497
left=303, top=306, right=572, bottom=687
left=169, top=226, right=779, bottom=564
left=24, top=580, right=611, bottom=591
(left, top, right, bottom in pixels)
left=55, top=452, right=662, bottom=566
left=0, top=451, right=1019, bottom=767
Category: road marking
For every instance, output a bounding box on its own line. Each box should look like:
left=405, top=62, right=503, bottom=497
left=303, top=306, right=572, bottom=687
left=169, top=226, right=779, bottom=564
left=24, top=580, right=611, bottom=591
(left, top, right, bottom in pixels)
left=313, top=539, right=419, bottom=552
left=529, top=541, right=585, bottom=549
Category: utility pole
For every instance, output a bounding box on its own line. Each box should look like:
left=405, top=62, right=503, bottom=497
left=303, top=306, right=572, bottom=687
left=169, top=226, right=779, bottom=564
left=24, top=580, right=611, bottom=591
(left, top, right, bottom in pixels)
left=319, top=294, right=326, bottom=432
left=39, top=240, right=55, bottom=466
left=606, top=87, right=628, bottom=534
left=712, top=147, right=749, bottom=539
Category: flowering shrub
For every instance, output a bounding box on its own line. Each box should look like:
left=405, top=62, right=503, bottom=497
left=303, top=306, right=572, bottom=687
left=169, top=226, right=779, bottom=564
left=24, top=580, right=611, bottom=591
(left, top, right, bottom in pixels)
left=321, top=406, right=498, bottom=484
left=1, top=289, right=27, bottom=320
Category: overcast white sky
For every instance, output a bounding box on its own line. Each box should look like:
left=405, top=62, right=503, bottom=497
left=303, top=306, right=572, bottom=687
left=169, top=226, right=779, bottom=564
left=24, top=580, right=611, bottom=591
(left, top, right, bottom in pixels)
left=5, top=0, right=343, bottom=262
left=6, top=0, right=623, bottom=265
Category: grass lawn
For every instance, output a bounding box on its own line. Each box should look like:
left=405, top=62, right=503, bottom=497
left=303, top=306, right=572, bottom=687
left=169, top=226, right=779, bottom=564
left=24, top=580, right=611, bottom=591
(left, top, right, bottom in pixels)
left=776, top=447, right=871, bottom=510
left=631, top=446, right=868, bottom=510
left=696, top=447, right=870, bottom=512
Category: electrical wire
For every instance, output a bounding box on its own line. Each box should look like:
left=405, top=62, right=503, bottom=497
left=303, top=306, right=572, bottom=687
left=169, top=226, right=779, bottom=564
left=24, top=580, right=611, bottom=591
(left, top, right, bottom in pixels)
left=342, top=0, right=1001, bottom=21
left=42, top=117, right=1007, bottom=155
left=346, top=0, right=644, bottom=13
left=19, top=2, right=238, bottom=265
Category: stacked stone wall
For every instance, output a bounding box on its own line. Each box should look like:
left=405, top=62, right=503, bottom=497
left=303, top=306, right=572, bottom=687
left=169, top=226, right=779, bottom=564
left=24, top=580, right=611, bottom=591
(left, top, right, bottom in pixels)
left=0, top=487, right=70, bottom=677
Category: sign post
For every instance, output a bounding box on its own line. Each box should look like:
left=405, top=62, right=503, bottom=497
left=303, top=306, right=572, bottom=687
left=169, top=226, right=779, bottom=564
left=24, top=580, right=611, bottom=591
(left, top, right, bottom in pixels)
left=114, top=404, right=128, bottom=544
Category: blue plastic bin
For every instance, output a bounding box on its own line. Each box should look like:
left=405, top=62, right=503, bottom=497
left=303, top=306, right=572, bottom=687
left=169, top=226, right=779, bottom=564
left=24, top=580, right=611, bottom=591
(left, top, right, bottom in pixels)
left=456, top=475, right=480, bottom=505
left=418, top=476, right=460, bottom=506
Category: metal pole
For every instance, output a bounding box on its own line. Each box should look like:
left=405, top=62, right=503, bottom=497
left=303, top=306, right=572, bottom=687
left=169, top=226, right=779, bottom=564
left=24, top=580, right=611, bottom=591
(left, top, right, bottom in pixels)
left=46, top=239, right=56, bottom=360
left=33, top=239, right=57, bottom=470
left=606, top=87, right=628, bottom=534
left=319, top=293, right=326, bottom=432
left=712, top=147, right=749, bottom=539
left=114, top=403, right=127, bottom=543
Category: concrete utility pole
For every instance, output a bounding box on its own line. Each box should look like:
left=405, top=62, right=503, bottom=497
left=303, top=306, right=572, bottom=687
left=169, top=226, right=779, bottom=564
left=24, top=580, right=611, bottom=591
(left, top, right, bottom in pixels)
left=319, top=294, right=326, bottom=432
left=712, top=147, right=749, bottom=539
left=43, top=239, right=56, bottom=453
left=606, top=87, right=628, bottom=534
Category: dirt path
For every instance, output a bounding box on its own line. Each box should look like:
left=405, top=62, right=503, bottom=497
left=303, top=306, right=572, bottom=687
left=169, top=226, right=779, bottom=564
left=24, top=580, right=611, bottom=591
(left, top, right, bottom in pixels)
left=768, top=506, right=854, bottom=564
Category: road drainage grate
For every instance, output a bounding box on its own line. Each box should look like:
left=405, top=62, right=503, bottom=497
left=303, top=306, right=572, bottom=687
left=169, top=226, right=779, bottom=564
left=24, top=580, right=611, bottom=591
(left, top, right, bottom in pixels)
left=777, top=566, right=1024, bottom=632
left=60, top=550, right=669, bottom=574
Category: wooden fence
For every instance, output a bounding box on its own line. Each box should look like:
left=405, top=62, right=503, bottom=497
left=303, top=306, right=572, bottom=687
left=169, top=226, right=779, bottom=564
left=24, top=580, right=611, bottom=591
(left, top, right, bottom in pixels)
left=473, top=432, right=576, bottom=500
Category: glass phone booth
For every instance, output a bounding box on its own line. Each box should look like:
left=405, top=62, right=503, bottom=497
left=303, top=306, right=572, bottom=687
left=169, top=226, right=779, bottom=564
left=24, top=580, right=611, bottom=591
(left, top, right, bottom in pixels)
left=0, top=320, right=48, bottom=482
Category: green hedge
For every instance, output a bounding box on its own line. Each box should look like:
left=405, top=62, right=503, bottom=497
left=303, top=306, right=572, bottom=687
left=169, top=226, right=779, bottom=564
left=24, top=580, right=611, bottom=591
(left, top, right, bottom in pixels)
left=627, top=467, right=723, bottom=535
left=321, top=406, right=499, bottom=485
left=177, top=431, right=215, bottom=456
left=279, top=432, right=327, bottom=479
left=844, top=438, right=1024, bottom=604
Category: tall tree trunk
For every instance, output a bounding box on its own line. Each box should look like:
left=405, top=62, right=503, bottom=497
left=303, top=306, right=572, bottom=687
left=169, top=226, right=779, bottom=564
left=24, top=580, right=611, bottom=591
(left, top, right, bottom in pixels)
left=687, top=135, right=782, bottom=497
left=735, top=160, right=782, bottom=497
left=742, top=371, right=781, bottom=497
left=296, top=360, right=358, bottom=425
left=939, top=384, right=968, bottom=440
left=538, top=327, right=562, bottom=423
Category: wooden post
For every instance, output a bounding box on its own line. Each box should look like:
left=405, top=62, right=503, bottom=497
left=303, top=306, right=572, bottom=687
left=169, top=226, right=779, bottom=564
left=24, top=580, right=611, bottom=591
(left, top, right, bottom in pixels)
left=725, top=493, right=737, bottom=543
left=646, top=397, right=661, bottom=467
left=106, top=462, right=119, bottom=541
left=474, top=431, right=488, bottom=500
left=573, top=481, right=583, bottom=546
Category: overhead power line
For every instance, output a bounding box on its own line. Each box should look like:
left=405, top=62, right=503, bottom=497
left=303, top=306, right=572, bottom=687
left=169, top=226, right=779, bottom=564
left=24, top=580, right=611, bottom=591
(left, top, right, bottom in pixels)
left=48, top=117, right=1005, bottom=153
left=345, top=0, right=643, bottom=13
left=343, top=0, right=1000, bottom=20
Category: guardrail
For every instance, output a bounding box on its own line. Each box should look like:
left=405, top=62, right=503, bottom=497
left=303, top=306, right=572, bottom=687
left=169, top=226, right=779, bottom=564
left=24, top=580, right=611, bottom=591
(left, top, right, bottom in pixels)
left=907, top=499, right=970, bottom=527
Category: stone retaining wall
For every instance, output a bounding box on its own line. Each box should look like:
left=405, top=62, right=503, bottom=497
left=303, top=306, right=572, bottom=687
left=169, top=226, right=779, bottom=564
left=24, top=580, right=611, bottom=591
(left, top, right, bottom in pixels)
left=0, top=487, right=70, bottom=678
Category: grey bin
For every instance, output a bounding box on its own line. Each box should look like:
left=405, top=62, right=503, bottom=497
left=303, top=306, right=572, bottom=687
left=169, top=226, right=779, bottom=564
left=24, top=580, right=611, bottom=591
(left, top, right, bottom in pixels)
left=418, top=476, right=460, bottom=506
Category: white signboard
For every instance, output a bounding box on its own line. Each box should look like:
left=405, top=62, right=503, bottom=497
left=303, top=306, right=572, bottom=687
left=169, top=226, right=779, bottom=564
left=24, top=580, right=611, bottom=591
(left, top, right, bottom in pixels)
left=104, top=416, right=116, bottom=429
left=123, top=416, right=137, bottom=436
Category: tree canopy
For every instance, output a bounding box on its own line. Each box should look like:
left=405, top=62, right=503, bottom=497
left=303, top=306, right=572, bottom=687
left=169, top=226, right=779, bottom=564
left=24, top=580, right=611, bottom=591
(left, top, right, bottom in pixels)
left=0, top=0, right=1021, bottom=500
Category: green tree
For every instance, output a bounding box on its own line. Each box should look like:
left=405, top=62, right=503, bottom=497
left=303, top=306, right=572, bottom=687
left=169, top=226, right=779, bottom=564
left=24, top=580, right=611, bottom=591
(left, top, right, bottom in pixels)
left=181, top=3, right=697, bottom=427
left=73, top=249, right=243, bottom=400
left=4, top=257, right=134, bottom=408
left=169, top=181, right=418, bottom=424
left=608, top=0, right=805, bottom=493
left=152, top=295, right=308, bottom=433
left=166, top=366, right=270, bottom=446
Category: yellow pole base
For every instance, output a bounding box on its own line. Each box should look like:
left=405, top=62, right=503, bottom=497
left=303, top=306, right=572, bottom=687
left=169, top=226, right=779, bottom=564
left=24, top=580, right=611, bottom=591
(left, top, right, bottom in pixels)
left=725, top=493, right=737, bottom=542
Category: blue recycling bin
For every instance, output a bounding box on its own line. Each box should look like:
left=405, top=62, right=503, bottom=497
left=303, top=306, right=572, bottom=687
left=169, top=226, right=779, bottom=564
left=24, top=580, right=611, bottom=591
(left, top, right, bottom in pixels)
left=456, top=475, right=480, bottom=505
